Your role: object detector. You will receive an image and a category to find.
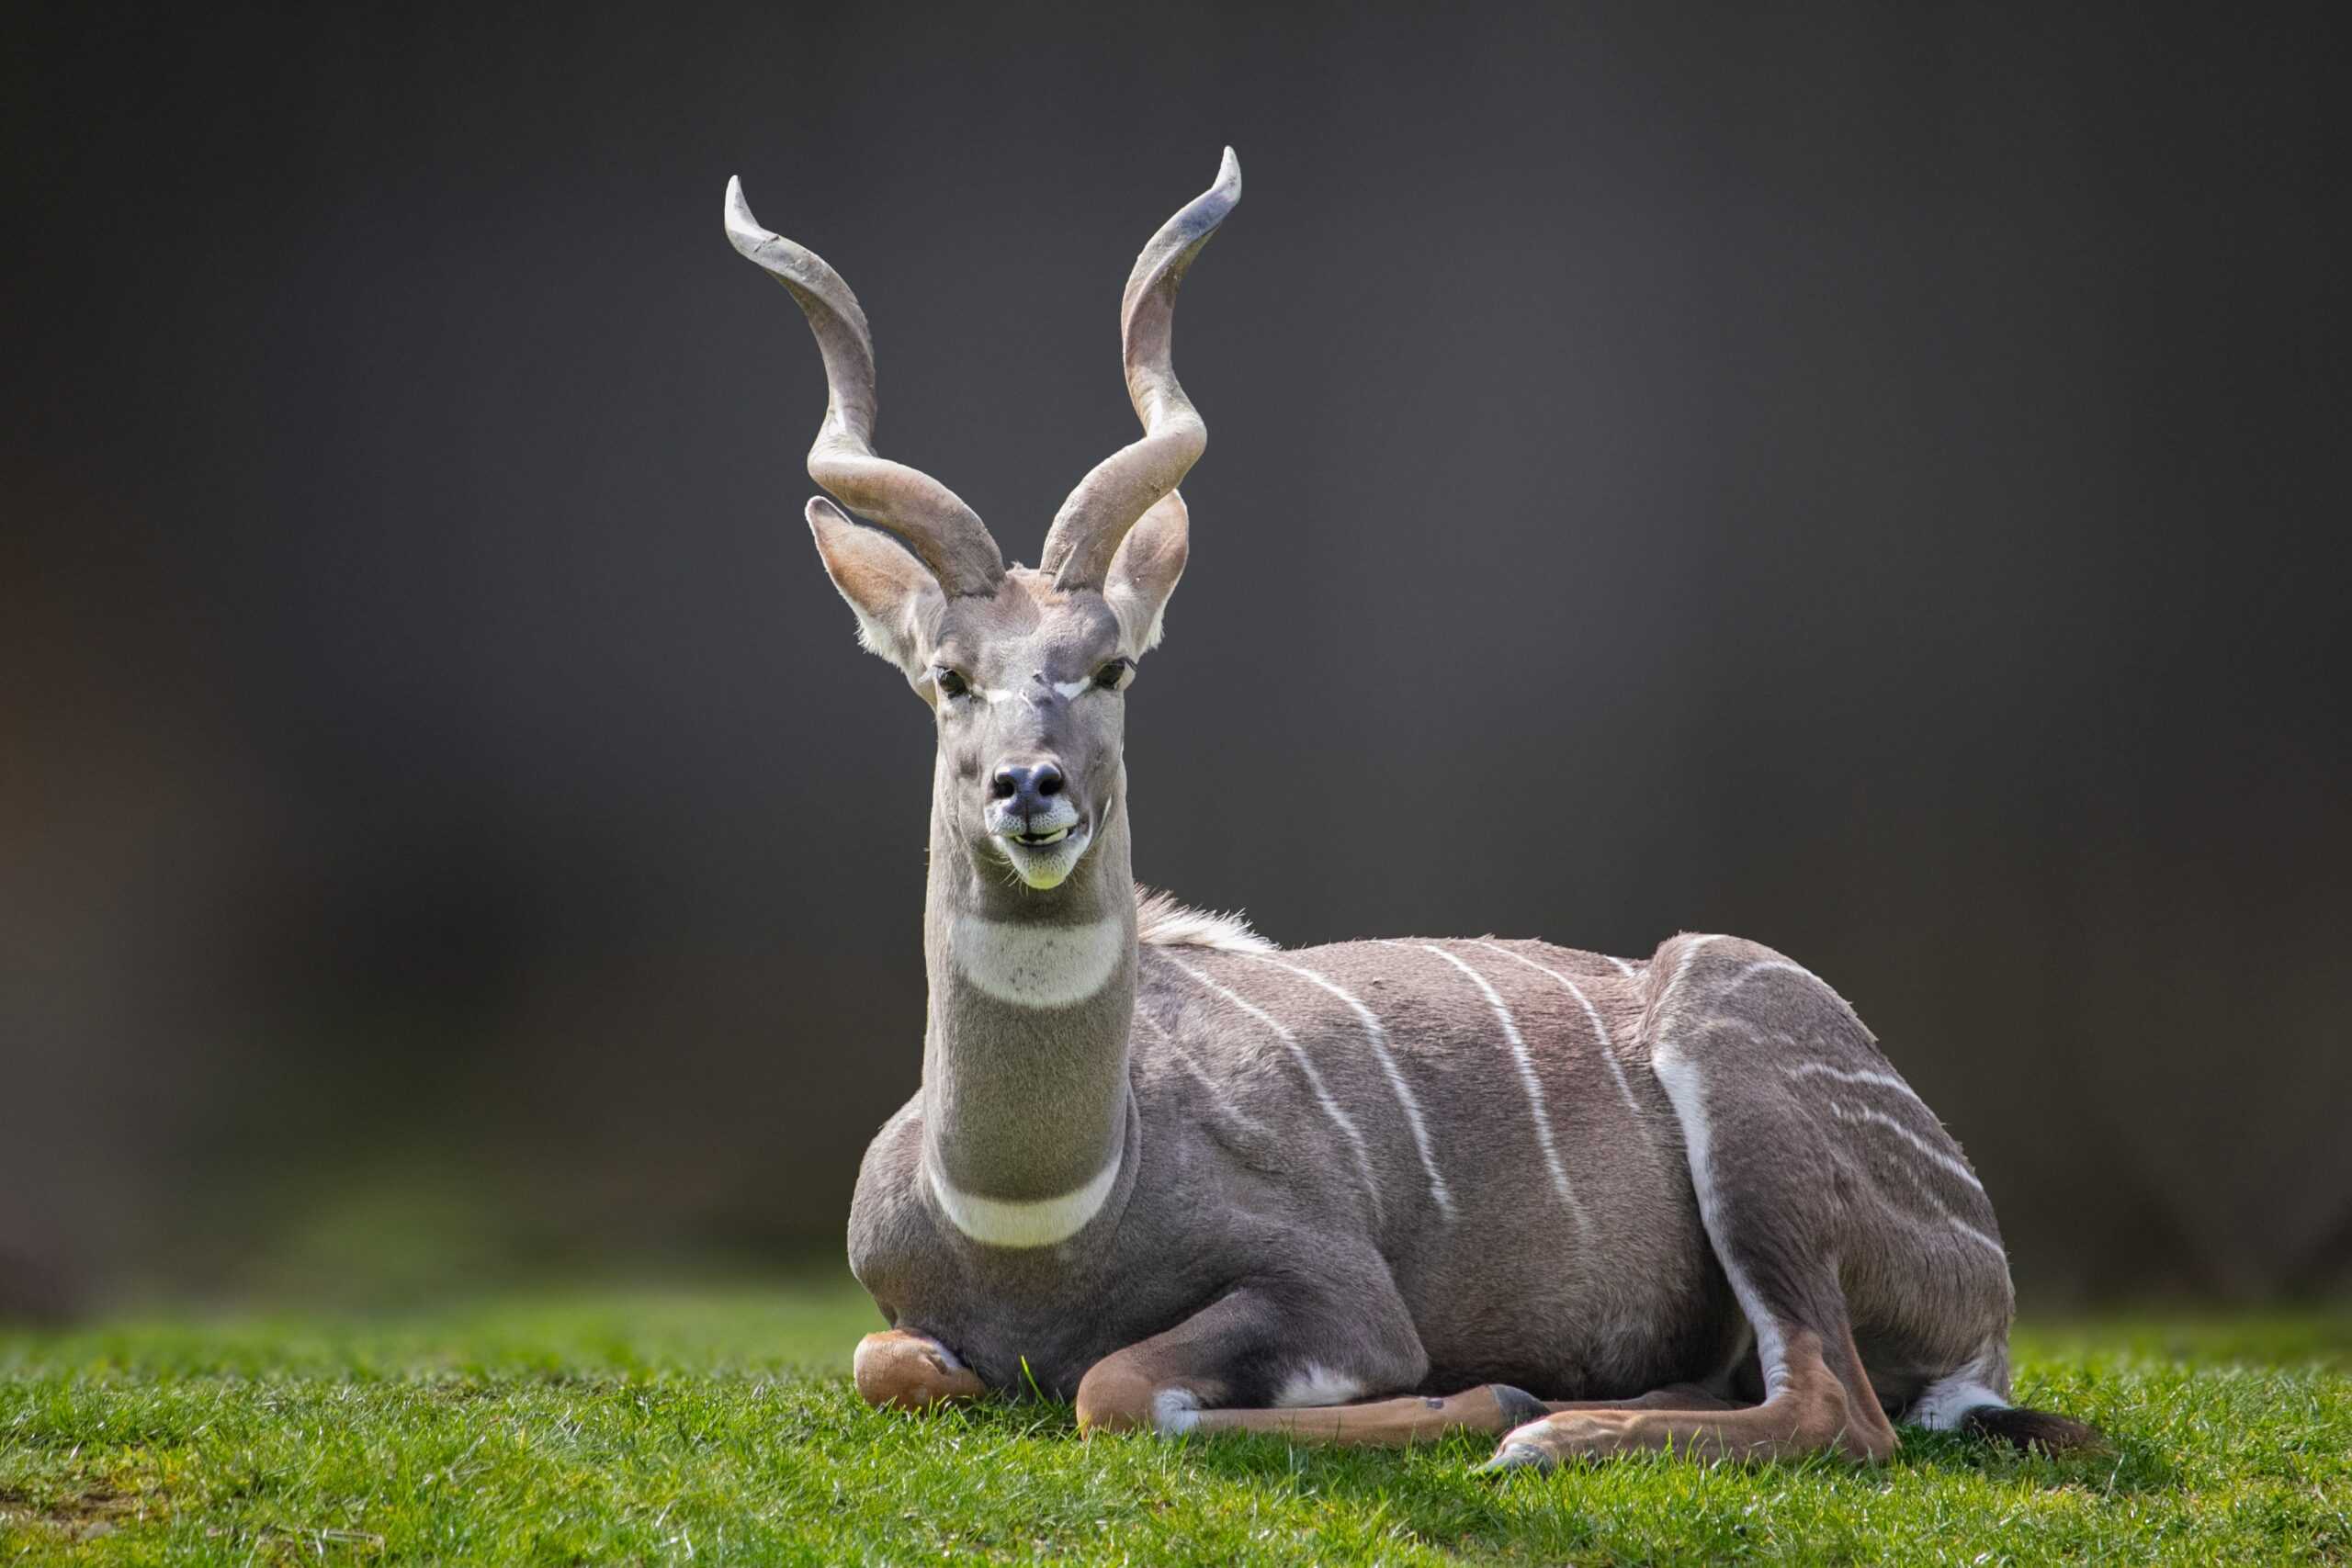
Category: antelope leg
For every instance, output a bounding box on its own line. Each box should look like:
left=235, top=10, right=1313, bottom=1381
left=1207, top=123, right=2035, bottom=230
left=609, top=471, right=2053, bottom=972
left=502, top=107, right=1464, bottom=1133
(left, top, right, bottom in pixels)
left=1074, top=1268, right=1431, bottom=1443
left=1190, top=1383, right=1549, bottom=1445
left=1536, top=1382, right=1739, bottom=1415
left=1189, top=1380, right=1738, bottom=1445
left=1484, top=1325, right=1895, bottom=1471
left=853, top=1328, right=986, bottom=1410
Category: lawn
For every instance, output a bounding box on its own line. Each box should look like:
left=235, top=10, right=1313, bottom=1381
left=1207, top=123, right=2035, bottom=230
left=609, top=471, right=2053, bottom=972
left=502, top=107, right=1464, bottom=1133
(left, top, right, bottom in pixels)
left=4, top=1274, right=2346, bottom=1564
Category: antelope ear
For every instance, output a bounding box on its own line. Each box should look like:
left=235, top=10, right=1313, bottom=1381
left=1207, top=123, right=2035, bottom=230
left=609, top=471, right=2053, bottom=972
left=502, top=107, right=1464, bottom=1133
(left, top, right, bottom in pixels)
left=1103, top=491, right=1189, bottom=656
left=806, top=496, right=944, bottom=678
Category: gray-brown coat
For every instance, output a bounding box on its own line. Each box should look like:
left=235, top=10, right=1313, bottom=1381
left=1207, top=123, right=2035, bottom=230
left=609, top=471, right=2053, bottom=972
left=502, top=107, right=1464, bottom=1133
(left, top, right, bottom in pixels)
left=725, top=150, right=2098, bottom=1468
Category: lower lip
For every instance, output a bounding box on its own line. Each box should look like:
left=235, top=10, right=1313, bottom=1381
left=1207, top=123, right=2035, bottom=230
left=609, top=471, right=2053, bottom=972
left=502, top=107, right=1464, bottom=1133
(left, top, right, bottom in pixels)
left=1004, top=821, right=1086, bottom=851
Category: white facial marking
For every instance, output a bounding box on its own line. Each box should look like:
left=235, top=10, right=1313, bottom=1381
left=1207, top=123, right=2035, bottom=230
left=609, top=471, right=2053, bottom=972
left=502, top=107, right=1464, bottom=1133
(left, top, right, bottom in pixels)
left=1152, top=1387, right=1202, bottom=1436
left=925, top=1145, right=1121, bottom=1247
left=1475, top=942, right=1651, bottom=1128
left=1162, top=955, right=1386, bottom=1224
left=1650, top=1050, right=1793, bottom=1397
left=949, top=914, right=1125, bottom=1008
left=970, top=678, right=1107, bottom=705
left=1407, top=943, right=1589, bottom=1231
left=1275, top=1363, right=1366, bottom=1408
left=1245, top=954, right=1455, bottom=1217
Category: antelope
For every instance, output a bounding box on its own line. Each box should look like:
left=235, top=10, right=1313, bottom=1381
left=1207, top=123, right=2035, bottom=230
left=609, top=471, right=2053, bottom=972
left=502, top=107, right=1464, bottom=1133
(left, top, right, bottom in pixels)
left=721, top=150, right=2099, bottom=1470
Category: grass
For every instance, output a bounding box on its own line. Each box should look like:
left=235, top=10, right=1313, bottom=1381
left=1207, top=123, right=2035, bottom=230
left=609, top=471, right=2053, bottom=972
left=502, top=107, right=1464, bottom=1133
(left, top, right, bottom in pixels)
left=4, top=1276, right=2347, bottom=1564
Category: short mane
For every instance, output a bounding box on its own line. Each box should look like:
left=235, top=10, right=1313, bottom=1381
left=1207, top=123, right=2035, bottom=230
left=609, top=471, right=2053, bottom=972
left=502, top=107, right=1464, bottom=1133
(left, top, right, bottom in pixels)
left=1135, top=886, right=1277, bottom=953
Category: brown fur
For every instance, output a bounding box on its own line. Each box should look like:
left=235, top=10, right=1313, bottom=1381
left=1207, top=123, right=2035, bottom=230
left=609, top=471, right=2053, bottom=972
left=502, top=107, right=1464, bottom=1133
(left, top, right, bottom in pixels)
left=853, top=1328, right=986, bottom=1411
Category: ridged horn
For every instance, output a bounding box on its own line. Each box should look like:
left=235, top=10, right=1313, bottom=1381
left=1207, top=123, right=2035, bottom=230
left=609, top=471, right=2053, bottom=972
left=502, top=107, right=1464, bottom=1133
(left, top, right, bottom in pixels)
left=1039, top=149, right=1240, bottom=592
left=725, top=177, right=1005, bottom=594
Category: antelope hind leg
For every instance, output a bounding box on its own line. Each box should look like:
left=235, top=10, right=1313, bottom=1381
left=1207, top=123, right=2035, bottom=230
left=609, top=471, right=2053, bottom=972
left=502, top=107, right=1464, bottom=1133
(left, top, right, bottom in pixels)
left=1483, top=1325, right=1895, bottom=1471
left=854, top=1327, right=986, bottom=1410
left=1478, top=940, right=1906, bottom=1472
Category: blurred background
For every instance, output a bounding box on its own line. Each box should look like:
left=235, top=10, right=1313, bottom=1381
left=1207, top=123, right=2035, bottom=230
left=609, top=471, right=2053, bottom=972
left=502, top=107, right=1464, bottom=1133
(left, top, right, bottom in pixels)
left=4, top=2, right=2345, bottom=1321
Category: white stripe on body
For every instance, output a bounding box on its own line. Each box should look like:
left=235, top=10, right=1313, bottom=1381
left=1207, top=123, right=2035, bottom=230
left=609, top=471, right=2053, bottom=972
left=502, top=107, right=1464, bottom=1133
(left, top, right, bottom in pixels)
left=1133, top=1009, right=1278, bottom=1145
left=1402, top=943, right=1589, bottom=1232
left=1652, top=933, right=1726, bottom=1031
left=1842, top=1126, right=2010, bottom=1261
left=949, top=913, right=1125, bottom=1008
left=1243, top=953, right=1457, bottom=1217
left=1723, top=957, right=1867, bottom=1025
left=1604, top=954, right=1640, bottom=980
left=1648, top=1049, right=1794, bottom=1398
left=1725, top=958, right=1827, bottom=993
left=1683, top=1022, right=2006, bottom=1262
left=1824, top=1100, right=1987, bottom=1195
left=1782, top=1058, right=1939, bottom=1114
left=1474, top=941, right=1652, bottom=1127
left=1162, top=955, right=1387, bottom=1224
left=925, top=1145, right=1122, bottom=1247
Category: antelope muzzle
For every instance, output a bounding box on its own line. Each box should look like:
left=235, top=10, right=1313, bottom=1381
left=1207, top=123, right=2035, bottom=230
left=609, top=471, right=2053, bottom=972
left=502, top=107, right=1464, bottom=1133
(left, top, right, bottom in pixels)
left=987, top=756, right=1091, bottom=888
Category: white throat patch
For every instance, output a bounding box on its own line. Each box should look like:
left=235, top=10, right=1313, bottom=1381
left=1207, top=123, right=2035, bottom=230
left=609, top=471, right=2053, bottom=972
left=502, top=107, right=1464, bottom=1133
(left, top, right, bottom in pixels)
left=949, top=914, right=1126, bottom=1008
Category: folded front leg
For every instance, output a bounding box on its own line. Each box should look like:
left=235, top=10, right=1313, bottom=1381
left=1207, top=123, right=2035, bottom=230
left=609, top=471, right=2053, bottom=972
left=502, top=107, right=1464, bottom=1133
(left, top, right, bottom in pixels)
left=1073, top=1263, right=1532, bottom=1446
left=1192, top=1383, right=1551, bottom=1445
left=854, top=1327, right=986, bottom=1410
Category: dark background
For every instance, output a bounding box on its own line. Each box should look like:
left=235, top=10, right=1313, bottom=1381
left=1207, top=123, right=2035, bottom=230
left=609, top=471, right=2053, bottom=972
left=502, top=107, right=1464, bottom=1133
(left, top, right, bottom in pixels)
left=5, top=3, right=2346, bottom=1315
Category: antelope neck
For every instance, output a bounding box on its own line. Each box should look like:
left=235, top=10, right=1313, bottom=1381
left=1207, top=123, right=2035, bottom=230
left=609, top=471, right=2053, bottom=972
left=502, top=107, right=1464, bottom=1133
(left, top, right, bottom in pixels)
left=920, top=794, right=1137, bottom=1239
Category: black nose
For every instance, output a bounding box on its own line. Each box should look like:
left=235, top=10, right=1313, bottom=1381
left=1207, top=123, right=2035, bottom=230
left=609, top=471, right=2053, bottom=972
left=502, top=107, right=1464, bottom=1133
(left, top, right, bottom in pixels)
left=989, top=761, right=1065, bottom=814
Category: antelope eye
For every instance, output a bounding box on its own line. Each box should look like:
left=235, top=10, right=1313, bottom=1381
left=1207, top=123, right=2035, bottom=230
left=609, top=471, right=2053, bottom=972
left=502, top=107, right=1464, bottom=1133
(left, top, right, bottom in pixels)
left=1094, top=658, right=1134, bottom=691
left=933, top=667, right=970, bottom=699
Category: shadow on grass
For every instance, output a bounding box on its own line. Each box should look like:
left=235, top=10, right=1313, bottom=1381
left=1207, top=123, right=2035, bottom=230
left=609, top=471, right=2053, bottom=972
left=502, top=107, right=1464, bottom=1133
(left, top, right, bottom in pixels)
left=1165, top=1424, right=2172, bottom=1561
left=1170, top=1419, right=2155, bottom=1484
left=912, top=1387, right=2170, bottom=1563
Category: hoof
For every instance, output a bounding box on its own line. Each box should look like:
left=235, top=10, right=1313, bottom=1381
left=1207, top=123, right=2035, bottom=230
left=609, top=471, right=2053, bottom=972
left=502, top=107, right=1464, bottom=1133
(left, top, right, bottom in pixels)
left=1477, top=1440, right=1551, bottom=1475
left=1490, top=1384, right=1548, bottom=1428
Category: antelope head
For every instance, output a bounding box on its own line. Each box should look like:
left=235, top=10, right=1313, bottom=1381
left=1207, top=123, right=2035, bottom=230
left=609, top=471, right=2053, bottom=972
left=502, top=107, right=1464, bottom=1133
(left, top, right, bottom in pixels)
left=726, top=151, right=1239, bottom=892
